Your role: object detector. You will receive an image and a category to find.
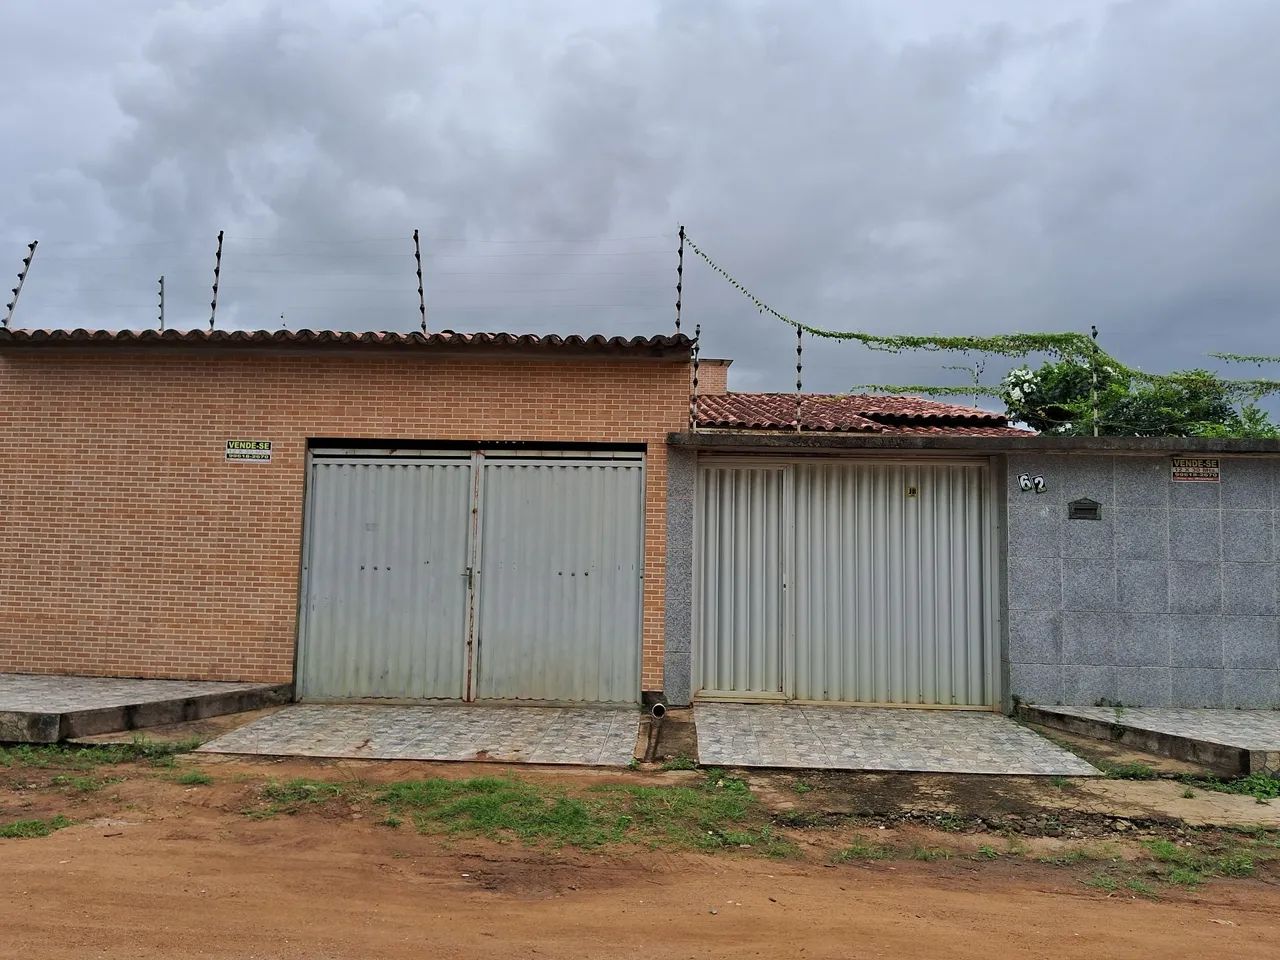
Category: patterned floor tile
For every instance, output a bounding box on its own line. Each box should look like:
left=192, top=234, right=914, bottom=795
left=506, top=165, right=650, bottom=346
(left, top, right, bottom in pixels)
left=695, top=703, right=1098, bottom=776
left=198, top=703, right=640, bottom=767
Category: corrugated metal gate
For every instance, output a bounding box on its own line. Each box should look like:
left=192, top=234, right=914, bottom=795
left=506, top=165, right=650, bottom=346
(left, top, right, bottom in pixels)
left=695, top=459, right=996, bottom=707
left=298, top=449, right=643, bottom=703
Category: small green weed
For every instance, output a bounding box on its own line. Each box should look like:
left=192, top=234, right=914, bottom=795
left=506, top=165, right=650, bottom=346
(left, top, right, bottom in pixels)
left=0, top=815, right=73, bottom=839
left=974, top=844, right=1000, bottom=860
left=1178, top=772, right=1279, bottom=803
left=660, top=756, right=698, bottom=771
left=792, top=780, right=813, bottom=795
left=379, top=815, right=403, bottom=828
left=176, top=770, right=213, bottom=786
left=908, top=846, right=951, bottom=862
left=834, top=840, right=897, bottom=862
left=1101, top=761, right=1158, bottom=781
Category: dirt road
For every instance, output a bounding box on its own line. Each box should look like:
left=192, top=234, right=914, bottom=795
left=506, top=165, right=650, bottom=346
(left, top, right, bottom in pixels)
left=3, top=749, right=1279, bottom=960
left=3, top=796, right=1276, bottom=960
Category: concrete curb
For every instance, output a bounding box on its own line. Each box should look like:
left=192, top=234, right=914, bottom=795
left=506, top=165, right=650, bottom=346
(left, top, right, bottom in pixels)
left=1, top=684, right=293, bottom=744
left=1020, top=704, right=1279, bottom=776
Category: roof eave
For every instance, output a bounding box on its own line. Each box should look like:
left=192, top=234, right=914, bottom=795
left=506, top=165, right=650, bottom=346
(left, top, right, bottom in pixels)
left=669, top=431, right=1280, bottom=454
left=0, top=328, right=694, bottom=359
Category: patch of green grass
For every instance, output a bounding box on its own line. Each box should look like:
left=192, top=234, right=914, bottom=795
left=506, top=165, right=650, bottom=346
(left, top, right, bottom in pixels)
left=660, top=756, right=698, bottom=771
left=1125, top=877, right=1158, bottom=898
left=1164, top=865, right=1205, bottom=887
left=175, top=770, right=213, bottom=786
left=1038, top=843, right=1120, bottom=867
left=248, top=778, right=350, bottom=818
left=1084, top=871, right=1119, bottom=892
left=792, top=780, right=813, bottom=795
left=1141, top=836, right=1256, bottom=886
left=1049, top=776, right=1070, bottom=789
left=374, top=772, right=794, bottom=857
left=934, top=814, right=968, bottom=833
left=1181, top=787, right=1196, bottom=799
left=974, top=844, right=1001, bottom=860
left=379, top=815, right=403, bottom=828
left=0, top=736, right=202, bottom=772
left=50, top=774, right=110, bottom=793
left=1178, top=772, right=1279, bottom=803
left=1215, top=851, right=1256, bottom=877
left=834, top=840, right=897, bottom=862
left=0, top=815, right=72, bottom=839
left=380, top=777, right=628, bottom=848
left=1144, top=838, right=1188, bottom=863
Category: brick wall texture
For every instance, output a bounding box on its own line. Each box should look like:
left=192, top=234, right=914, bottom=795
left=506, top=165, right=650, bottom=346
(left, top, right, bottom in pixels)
left=694, top=359, right=731, bottom=395
left=0, top=347, right=690, bottom=690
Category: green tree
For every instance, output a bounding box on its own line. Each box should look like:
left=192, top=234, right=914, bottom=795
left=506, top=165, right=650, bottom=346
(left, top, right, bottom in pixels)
left=1001, top=361, right=1277, bottom=437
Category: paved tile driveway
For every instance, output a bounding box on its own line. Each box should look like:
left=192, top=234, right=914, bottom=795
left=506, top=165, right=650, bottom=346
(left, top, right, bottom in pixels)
left=198, top=703, right=640, bottom=767
left=696, top=703, right=1099, bottom=775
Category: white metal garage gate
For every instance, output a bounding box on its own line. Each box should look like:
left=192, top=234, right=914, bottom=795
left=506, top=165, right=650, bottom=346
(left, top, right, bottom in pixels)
left=297, top=449, right=644, bottom=703
left=695, top=459, right=998, bottom=708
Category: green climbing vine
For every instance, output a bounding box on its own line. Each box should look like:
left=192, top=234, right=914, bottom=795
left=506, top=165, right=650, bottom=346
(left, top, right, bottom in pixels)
left=855, top=383, right=1005, bottom=398
left=684, top=230, right=1280, bottom=437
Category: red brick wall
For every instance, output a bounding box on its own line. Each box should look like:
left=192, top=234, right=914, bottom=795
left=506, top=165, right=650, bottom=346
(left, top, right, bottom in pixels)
left=0, top=347, right=690, bottom=690
left=695, top=359, right=731, bottom=395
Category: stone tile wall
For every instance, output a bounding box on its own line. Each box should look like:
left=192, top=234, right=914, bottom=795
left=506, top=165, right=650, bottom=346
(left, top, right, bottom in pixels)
left=1005, top=454, right=1280, bottom=707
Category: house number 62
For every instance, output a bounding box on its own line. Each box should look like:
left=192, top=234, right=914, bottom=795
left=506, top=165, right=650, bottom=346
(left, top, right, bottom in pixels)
left=1018, top=473, right=1047, bottom=494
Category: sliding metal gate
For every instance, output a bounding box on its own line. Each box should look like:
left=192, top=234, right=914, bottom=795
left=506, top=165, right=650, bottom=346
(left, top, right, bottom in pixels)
left=695, top=459, right=996, bottom=707
left=298, top=449, right=644, bottom=703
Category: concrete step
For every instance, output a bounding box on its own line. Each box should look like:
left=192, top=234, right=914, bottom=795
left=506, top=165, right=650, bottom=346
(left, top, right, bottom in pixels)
left=0, top=676, right=293, bottom=743
left=1020, top=704, right=1279, bottom=776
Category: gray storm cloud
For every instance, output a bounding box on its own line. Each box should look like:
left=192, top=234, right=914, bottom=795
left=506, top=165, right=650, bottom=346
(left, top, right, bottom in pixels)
left=4, top=0, right=1279, bottom=393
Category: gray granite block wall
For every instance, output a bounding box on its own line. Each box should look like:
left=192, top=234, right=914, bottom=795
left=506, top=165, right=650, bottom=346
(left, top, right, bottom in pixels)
left=663, top=446, right=696, bottom=705
left=1005, top=453, right=1280, bottom=708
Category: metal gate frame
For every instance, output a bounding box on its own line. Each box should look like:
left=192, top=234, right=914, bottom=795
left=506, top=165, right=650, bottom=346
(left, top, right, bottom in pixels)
left=295, top=446, right=646, bottom=703
left=693, top=454, right=1002, bottom=710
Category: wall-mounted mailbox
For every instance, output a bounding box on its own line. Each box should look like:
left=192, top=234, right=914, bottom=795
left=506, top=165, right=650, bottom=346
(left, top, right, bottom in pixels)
left=1068, top=497, right=1102, bottom=521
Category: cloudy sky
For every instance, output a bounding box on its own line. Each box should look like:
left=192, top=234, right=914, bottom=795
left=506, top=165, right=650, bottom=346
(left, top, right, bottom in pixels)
left=4, top=0, right=1279, bottom=393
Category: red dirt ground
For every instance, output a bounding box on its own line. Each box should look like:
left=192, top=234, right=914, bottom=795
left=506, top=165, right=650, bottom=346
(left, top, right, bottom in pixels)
left=2, top=755, right=1278, bottom=959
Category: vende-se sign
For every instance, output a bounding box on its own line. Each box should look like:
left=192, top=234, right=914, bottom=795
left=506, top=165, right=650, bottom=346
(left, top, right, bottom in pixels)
left=1171, top=456, right=1219, bottom=482
left=226, top=439, right=272, bottom=463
